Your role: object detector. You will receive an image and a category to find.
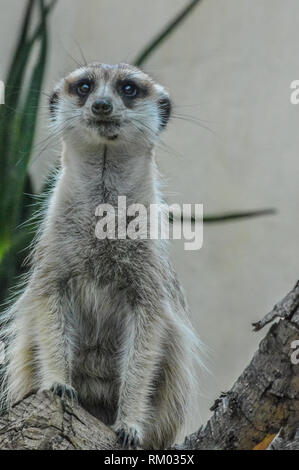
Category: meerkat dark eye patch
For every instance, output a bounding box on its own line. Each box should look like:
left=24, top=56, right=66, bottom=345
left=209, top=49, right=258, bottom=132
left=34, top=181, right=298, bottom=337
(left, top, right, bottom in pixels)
left=68, top=78, right=94, bottom=105
left=49, top=91, right=59, bottom=120
left=117, top=79, right=149, bottom=107
left=158, top=97, right=172, bottom=130
left=76, top=80, right=92, bottom=96
left=121, top=81, right=139, bottom=97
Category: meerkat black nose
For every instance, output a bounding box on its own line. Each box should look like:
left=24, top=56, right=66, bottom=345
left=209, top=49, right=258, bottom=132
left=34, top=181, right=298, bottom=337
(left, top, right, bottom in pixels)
left=92, top=98, right=113, bottom=116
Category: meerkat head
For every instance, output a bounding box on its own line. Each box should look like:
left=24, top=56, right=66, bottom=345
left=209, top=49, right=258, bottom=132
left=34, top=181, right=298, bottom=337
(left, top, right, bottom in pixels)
left=49, top=63, right=171, bottom=147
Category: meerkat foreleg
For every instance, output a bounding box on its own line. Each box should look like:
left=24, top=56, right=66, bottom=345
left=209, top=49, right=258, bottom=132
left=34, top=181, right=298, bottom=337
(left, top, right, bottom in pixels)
left=113, top=305, right=165, bottom=449
left=5, top=286, right=75, bottom=404
left=3, top=295, right=36, bottom=404
left=33, top=291, right=75, bottom=399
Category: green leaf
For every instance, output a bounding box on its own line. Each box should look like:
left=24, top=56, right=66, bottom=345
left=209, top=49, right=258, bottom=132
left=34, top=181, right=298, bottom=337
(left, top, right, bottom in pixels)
left=8, top=0, right=48, bottom=230
left=0, top=0, right=56, bottom=304
left=0, top=0, right=57, bottom=217
left=0, top=0, right=35, bottom=212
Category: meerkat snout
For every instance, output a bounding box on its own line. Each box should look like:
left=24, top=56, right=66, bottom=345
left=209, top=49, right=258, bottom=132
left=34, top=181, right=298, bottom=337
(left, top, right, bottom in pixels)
left=91, top=98, right=113, bottom=116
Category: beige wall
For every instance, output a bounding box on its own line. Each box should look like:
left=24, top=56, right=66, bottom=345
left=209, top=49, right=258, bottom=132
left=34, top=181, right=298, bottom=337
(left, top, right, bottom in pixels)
left=1, top=0, right=299, bottom=433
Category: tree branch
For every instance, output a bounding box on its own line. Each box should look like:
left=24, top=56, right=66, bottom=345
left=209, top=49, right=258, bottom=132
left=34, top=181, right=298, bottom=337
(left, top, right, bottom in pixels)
left=175, top=282, right=299, bottom=450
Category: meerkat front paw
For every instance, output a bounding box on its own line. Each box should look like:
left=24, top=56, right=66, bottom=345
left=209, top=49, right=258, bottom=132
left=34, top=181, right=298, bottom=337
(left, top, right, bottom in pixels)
left=113, top=421, right=142, bottom=449
left=49, top=383, right=78, bottom=402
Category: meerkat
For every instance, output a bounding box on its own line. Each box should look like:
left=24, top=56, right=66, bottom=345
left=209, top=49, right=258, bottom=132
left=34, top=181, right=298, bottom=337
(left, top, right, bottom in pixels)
left=0, top=63, right=200, bottom=450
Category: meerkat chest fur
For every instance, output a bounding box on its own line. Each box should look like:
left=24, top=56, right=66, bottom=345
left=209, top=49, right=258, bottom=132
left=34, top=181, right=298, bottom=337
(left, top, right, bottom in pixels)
left=39, top=132, right=166, bottom=411
left=43, top=138, right=161, bottom=371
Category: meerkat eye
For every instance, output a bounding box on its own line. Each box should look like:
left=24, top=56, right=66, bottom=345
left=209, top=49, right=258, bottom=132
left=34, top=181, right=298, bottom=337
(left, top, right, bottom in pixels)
left=77, top=81, right=91, bottom=96
left=121, top=81, right=138, bottom=97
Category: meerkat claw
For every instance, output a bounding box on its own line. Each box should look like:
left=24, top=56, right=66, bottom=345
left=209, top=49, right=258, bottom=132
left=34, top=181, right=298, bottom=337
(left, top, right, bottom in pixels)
left=116, top=427, right=140, bottom=449
left=50, top=383, right=77, bottom=402
left=132, top=430, right=140, bottom=450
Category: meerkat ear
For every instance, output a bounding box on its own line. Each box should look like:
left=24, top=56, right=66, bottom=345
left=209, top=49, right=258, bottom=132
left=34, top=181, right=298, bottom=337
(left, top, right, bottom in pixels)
left=158, top=96, right=172, bottom=130
left=49, top=90, right=59, bottom=120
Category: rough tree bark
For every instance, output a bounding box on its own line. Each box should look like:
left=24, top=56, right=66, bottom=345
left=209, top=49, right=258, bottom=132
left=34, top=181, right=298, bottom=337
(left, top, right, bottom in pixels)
left=0, top=283, right=298, bottom=450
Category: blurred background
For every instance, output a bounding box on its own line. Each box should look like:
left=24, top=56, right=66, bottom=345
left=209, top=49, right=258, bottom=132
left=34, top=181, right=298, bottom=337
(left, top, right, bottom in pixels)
left=0, top=0, right=298, bottom=433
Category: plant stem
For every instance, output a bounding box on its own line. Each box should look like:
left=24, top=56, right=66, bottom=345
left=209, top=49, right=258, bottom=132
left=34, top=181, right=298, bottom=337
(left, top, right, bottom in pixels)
left=134, top=0, right=203, bottom=67
left=170, top=208, right=277, bottom=225
left=28, top=0, right=57, bottom=46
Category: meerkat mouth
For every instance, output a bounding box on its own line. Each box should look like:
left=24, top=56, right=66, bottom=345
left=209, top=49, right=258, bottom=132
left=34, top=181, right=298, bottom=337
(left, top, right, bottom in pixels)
left=86, top=118, right=121, bottom=139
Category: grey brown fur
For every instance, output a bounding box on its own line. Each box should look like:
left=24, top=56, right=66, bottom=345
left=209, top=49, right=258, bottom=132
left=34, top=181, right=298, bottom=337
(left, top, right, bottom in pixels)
left=1, top=63, right=200, bottom=450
